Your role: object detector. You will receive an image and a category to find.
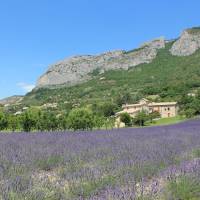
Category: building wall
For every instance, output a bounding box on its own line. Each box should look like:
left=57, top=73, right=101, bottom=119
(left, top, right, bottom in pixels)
left=115, top=117, right=125, bottom=128
left=123, top=106, right=142, bottom=114
left=122, top=104, right=178, bottom=119
left=151, top=105, right=177, bottom=118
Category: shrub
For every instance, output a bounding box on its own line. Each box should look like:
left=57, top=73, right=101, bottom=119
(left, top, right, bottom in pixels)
left=67, top=108, right=95, bottom=131
left=120, top=113, right=132, bottom=126
left=133, top=110, right=149, bottom=126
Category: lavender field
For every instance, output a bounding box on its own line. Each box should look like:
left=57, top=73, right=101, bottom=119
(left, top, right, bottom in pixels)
left=0, top=119, right=200, bottom=200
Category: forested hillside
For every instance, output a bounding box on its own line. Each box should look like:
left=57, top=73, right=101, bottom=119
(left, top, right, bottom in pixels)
left=23, top=41, right=200, bottom=110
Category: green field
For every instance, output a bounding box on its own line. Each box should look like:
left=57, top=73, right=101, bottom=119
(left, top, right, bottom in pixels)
left=147, top=115, right=187, bottom=126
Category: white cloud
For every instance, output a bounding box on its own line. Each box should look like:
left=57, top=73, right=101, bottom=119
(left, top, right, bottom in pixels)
left=17, top=82, right=35, bottom=92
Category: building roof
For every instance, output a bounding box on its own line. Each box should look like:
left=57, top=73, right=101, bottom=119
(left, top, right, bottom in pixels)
left=149, top=102, right=177, bottom=106
left=116, top=109, right=140, bottom=116
left=122, top=101, right=177, bottom=108
left=122, top=103, right=143, bottom=108
left=140, top=98, right=149, bottom=102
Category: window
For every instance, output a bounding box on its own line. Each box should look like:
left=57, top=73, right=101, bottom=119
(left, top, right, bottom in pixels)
left=168, top=107, right=170, bottom=111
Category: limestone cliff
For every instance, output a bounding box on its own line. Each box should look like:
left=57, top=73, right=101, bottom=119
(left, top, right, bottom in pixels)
left=170, top=27, right=200, bottom=56
left=36, top=38, right=165, bottom=88
left=0, top=96, right=23, bottom=106
left=36, top=27, right=200, bottom=88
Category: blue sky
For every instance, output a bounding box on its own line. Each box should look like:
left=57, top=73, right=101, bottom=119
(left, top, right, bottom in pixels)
left=0, top=0, right=200, bottom=99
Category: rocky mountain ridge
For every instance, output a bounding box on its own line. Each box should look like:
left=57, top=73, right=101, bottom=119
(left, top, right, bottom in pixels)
left=0, top=96, right=23, bottom=106
left=36, top=27, right=200, bottom=88
left=170, top=28, right=200, bottom=56
left=37, top=38, right=165, bottom=88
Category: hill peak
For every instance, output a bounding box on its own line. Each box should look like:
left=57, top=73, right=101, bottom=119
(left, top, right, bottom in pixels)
left=36, top=37, right=165, bottom=88
left=36, top=27, right=200, bottom=89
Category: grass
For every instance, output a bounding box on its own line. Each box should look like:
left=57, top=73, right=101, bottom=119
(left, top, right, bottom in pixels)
left=165, top=176, right=200, bottom=200
left=192, top=148, right=200, bottom=158
left=187, top=27, right=200, bottom=35
left=69, top=175, right=117, bottom=198
left=124, top=45, right=147, bottom=54
left=35, top=155, right=64, bottom=171
left=146, top=115, right=187, bottom=126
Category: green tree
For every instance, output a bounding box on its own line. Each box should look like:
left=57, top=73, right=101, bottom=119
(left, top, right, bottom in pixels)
left=149, top=111, right=161, bottom=123
left=21, top=109, right=39, bottom=132
left=8, top=115, right=20, bottom=132
left=67, top=108, right=95, bottom=131
left=104, top=117, right=115, bottom=130
left=45, top=112, right=58, bottom=131
left=120, top=113, right=132, bottom=127
left=93, top=115, right=106, bottom=129
left=91, top=103, right=103, bottom=116
left=115, top=92, right=132, bottom=106
left=21, top=112, right=34, bottom=132
left=0, top=111, right=8, bottom=131
left=57, top=114, right=68, bottom=131
left=101, top=103, right=117, bottom=117
left=184, top=108, right=196, bottom=118
left=37, top=111, right=59, bottom=131
left=133, top=110, right=149, bottom=126
left=179, top=94, right=200, bottom=118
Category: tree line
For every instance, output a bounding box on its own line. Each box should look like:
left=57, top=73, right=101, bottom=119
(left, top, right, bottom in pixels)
left=119, top=110, right=161, bottom=127
left=0, top=91, right=200, bottom=132
left=0, top=106, right=116, bottom=132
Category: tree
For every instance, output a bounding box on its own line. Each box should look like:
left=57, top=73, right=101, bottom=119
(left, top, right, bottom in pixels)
left=115, top=92, right=132, bottom=106
left=133, top=111, right=148, bottom=126
left=67, top=108, right=95, bottom=131
left=21, top=111, right=36, bottom=132
left=149, top=111, right=161, bottom=123
left=8, top=115, right=20, bottom=132
left=101, top=103, right=117, bottom=117
left=45, top=112, right=58, bottom=131
left=93, top=115, right=106, bottom=129
left=179, top=94, right=200, bottom=118
left=120, top=113, right=132, bottom=126
left=57, top=114, right=68, bottom=131
left=104, top=117, right=115, bottom=130
left=37, top=111, right=59, bottom=131
left=0, top=111, right=8, bottom=131
left=184, top=108, right=196, bottom=118
left=91, top=103, right=103, bottom=116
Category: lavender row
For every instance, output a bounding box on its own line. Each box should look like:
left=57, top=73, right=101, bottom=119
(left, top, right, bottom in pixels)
left=0, top=119, right=200, bottom=199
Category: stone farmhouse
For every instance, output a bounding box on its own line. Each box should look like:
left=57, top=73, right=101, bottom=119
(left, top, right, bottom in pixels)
left=117, top=98, right=178, bottom=118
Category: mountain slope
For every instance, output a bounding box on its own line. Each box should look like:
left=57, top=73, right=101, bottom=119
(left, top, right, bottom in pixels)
left=170, top=27, right=200, bottom=56
left=36, top=27, right=200, bottom=89
left=0, top=95, right=23, bottom=106
left=36, top=38, right=165, bottom=88
left=23, top=37, right=200, bottom=109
